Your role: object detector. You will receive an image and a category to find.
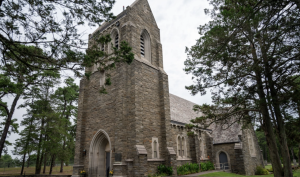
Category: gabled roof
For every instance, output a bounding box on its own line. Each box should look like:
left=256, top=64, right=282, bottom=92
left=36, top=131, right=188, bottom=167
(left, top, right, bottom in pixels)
left=169, top=93, right=202, bottom=124
left=169, top=93, right=242, bottom=144
left=211, top=120, right=242, bottom=144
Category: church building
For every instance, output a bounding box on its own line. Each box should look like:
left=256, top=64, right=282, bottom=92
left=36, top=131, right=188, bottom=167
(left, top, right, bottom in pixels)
left=72, top=0, right=264, bottom=176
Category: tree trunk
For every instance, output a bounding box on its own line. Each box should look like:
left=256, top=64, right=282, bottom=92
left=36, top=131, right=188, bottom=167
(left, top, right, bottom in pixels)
left=266, top=75, right=293, bottom=177
left=49, top=154, right=56, bottom=175
left=35, top=117, right=45, bottom=174
left=251, top=45, right=283, bottom=176
left=0, top=94, right=21, bottom=158
left=290, top=148, right=295, bottom=161
left=20, top=152, right=26, bottom=175
left=257, top=33, right=293, bottom=177
left=27, top=153, right=30, bottom=168
left=60, top=141, right=66, bottom=173
left=298, top=143, right=300, bottom=167
left=43, top=153, right=47, bottom=174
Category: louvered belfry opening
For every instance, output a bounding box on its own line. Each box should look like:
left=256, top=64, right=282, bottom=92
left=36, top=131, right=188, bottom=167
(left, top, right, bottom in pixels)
left=141, top=35, right=145, bottom=57
left=115, top=33, right=119, bottom=49
left=140, top=29, right=151, bottom=62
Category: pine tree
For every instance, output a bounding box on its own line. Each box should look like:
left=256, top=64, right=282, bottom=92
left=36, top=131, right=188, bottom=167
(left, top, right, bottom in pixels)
left=184, top=0, right=300, bottom=176
left=0, top=45, right=60, bottom=158
left=51, top=77, right=79, bottom=173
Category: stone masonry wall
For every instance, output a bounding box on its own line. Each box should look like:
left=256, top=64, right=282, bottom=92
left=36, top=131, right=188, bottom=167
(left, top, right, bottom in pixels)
left=212, top=143, right=236, bottom=170
left=73, top=1, right=172, bottom=177
left=241, top=128, right=264, bottom=175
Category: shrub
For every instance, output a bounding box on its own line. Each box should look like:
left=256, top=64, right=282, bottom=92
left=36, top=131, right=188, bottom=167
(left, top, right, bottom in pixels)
left=267, top=167, right=273, bottom=172
left=157, top=164, right=173, bottom=176
left=255, top=166, right=269, bottom=175
left=177, top=163, right=200, bottom=175
left=200, top=161, right=215, bottom=171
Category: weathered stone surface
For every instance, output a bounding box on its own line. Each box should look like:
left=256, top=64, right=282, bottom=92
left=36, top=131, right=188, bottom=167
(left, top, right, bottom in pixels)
left=72, top=0, right=264, bottom=177
left=169, top=94, right=203, bottom=124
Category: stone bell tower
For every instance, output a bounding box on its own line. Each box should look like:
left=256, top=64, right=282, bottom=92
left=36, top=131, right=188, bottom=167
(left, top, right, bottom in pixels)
left=72, top=0, right=176, bottom=177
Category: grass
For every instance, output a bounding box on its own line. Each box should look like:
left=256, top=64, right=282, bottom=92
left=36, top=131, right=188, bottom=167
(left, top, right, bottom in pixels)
left=199, top=169, right=300, bottom=177
left=0, top=166, right=73, bottom=176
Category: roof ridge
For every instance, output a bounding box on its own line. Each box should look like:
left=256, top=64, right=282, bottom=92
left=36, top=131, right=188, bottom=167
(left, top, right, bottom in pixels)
left=169, top=93, right=199, bottom=106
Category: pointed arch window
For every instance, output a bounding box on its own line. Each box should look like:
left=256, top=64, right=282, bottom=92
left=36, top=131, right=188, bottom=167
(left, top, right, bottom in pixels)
left=140, top=30, right=151, bottom=62
left=177, top=135, right=186, bottom=158
left=154, top=140, right=157, bottom=158
left=178, top=136, right=181, bottom=156
left=115, top=33, right=119, bottom=49
left=152, top=137, right=159, bottom=159
left=181, top=137, right=185, bottom=157
left=109, top=29, right=119, bottom=53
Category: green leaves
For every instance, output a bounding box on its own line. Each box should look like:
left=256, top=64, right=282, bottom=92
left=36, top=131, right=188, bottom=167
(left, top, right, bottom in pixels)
left=0, top=0, right=116, bottom=77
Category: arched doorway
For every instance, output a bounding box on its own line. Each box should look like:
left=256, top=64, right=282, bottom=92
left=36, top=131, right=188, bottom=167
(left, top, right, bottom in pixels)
left=219, top=152, right=229, bottom=170
left=89, top=130, right=111, bottom=177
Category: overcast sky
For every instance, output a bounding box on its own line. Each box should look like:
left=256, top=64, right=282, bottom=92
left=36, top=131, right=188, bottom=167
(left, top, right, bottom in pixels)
left=6, top=0, right=213, bottom=158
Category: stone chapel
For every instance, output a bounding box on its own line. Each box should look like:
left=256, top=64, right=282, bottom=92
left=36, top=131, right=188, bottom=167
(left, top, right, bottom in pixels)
left=72, top=0, right=264, bottom=176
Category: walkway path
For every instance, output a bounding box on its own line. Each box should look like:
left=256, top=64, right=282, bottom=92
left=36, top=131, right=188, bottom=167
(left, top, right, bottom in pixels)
left=183, top=170, right=224, bottom=176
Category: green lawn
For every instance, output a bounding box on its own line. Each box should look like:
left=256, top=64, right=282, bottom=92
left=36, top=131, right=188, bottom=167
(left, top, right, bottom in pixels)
left=199, top=169, right=300, bottom=177
left=0, top=166, right=73, bottom=176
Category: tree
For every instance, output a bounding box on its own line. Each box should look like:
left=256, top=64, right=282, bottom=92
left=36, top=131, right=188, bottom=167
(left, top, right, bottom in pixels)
left=0, top=0, right=115, bottom=75
left=184, top=0, right=300, bottom=176
left=0, top=45, right=60, bottom=158
left=0, top=0, right=134, bottom=157
left=51, top=77, right=78, bottom=173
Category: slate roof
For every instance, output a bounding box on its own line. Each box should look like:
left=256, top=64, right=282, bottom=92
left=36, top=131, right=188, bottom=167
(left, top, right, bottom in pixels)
left=169, top=93, right=242, bottom=144
left=210, top=120, right=242, bottom=144
left=169, top=93, right=203, bottom=125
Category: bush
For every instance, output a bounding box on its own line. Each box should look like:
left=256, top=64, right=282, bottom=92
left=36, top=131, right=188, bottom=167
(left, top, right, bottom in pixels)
left=177, top=163, right=200, bottom=175
left=255, top=166, right=269, bottom=175
left=267, top=167, right=273, bottom=172
left=200, top=161, right=215, bottom=171
left=157, top=164, right=173, bottom=176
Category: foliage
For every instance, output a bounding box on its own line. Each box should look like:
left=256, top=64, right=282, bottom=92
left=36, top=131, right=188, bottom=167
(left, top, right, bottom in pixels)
left=177, top=163, right=199, bottom=175
left=80, top=170, right=86, bottom=175
left=255, top=166, right=269, bottom=175
left=157, top=164, right=173, bottom=176
left=0, top=0, right=134, bottom=158
left=267, top=167, right=273, bottom=172
left=0, top=0, right=116, bottom=76
left=0, top=45, right=60, bottom=158
left=255, top=129, right=271, bottom=163
left=200, top=161, right=214, bottom=171
left=184, top=0, right=300, bottom=175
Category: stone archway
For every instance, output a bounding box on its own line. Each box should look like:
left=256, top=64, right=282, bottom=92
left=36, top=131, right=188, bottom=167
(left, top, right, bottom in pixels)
left=89, top=130, right=111, bottom=177
left=216, top=150, right=231, bottom=170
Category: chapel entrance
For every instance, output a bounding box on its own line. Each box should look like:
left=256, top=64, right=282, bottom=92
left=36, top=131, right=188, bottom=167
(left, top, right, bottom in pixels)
left=219, top=152, right=229, bottom=170
left=89, top=130, right=111, bottom=177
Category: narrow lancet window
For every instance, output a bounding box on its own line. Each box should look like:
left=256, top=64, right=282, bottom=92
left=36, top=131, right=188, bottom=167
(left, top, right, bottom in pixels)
left=115, top=34, right=119, bottom=49
left=154, top=140, right=157, bottom=158
left=178, top=136, right=182, bottom=156
left=141, top=35, right=145, bottom=57
left=140, top=30, right=151, bottom=62
left=182, top=137, right=185, bottom=157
